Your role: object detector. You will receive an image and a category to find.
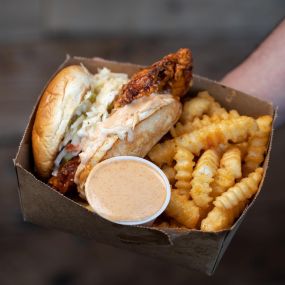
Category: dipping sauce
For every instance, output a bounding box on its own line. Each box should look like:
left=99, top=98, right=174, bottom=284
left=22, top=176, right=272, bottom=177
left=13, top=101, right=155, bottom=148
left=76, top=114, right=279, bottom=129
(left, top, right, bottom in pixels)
left=85, top=157, right=168, bottom=224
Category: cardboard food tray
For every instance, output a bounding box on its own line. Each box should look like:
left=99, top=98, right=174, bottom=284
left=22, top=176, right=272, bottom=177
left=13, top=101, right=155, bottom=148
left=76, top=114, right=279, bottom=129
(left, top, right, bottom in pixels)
left=14, top=55, right=275, bottom=275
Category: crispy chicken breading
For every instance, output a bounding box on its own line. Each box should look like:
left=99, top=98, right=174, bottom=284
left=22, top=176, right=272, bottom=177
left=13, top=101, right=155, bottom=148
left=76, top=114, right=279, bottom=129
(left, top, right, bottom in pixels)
left=114, top=48, right=193, bottom=108
left=49, top=156, right=80, bottom=194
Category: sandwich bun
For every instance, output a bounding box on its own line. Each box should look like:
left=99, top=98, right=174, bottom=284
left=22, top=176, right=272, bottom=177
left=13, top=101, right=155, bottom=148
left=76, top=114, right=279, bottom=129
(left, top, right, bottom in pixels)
left=32, top=65, right=92, bottom=178
left=76, top=97, right=181, bottom=197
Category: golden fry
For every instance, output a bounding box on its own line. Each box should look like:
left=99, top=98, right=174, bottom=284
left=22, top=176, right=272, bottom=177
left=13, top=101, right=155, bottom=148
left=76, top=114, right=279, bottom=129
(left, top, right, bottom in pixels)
left=220, top=147, right=242, bottom=179
left=214, top=168, right=263, bottom=210
left=165, top=190, right=200, bottom=229
left=176, top=116, right=257, bottom=156
left=180, top=95, right=211, bottom=123
left=171, top=110, right=240, bottom=138
left=244, top=115, right=272, bottom=175
left=197, top=91, right=227, bottom=117
left=148, top=139, right=176, bottom=167
left=190, top=149, right=219, bottom=208
left=200, top=200, right=247, bottom=232
left=174, top=146, right=195, bottom=192
left=161, top=165, right=176, bottom=186
left=211, top=168, right=235, bottom=198
left=233, top=142, right=248, bottom=159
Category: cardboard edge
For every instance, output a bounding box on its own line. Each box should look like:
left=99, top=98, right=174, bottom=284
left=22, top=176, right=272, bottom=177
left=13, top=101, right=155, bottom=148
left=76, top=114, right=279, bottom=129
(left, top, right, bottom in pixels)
left=13, top=160, right=27, bottom=222
left=15, top=161, right=173, bottom=245
left=74, top=55, right=144, bottom=70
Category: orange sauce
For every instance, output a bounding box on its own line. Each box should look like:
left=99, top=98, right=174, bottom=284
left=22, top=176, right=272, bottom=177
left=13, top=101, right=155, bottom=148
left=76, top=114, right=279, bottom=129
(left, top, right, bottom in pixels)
left=85, top=159, right=167, bottom=223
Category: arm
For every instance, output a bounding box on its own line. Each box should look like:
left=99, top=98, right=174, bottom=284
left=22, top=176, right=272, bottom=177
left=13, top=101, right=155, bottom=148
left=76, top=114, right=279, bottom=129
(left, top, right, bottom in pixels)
left=222, top=19, right=285, bottom=126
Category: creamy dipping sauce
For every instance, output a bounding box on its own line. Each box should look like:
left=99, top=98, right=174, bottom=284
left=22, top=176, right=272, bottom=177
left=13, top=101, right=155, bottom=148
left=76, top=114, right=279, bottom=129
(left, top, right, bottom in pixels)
left=85, top=158, right=167, bottom=223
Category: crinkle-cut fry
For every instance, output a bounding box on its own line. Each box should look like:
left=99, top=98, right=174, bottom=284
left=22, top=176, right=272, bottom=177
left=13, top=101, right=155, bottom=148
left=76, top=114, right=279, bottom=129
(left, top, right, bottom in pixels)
left=200, top=200, right=247, bottom=232
left=232, top=142, right=248, bottom=159
left=197, top=91, right=239, bottom=119
left=208, top=102, right=228, bottom=117
left=171, top=115, right=212, bottom=137
left=190, top=149, right=219, bottom=208
left=175, top=188, right=190, bottom=197
left=148, top=139, right=176, bottom=167
left=215, top=143, right=229, bottom=156
left=197, top=90, right=215, bottom=102
left=211, top=168, right=235, bottom=198
left=244, top=115, right=272, bottom=175
left=161, top=165, right=176, bottom=185
left=180, top=95, right=211, bottom=124
left=176, top=116, right=258, bottom=156
left=174, top=146, right=195, bottom=191
left=154, top=217, right=184, bottom=229
left=171, top=110, right=240, bottom=138
left=197, top=91, right=228, bottom=117
left=193, top=149, right=220, bottom=177
left=165, top=190, right=200, bottom=229
left=220, top=147, right=242, bottom=179
left=170, top=122, right=192, bottom=137
left=214, top=167, right=264, bottom=210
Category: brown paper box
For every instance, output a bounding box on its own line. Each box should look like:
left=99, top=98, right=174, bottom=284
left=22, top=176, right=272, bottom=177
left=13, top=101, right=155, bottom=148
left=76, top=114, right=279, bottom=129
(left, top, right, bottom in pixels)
left=14, top=56, right=275, bottom=275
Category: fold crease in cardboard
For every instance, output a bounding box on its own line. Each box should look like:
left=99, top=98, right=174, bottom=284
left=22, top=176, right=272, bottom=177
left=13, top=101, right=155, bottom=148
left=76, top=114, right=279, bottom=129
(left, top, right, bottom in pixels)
left=14, top=56, right=275, bottom=275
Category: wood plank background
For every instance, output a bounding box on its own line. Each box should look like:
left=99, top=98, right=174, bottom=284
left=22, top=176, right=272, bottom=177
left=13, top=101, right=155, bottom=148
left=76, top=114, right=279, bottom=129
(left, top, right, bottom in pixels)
left=0, top=1, right=285, bottom=284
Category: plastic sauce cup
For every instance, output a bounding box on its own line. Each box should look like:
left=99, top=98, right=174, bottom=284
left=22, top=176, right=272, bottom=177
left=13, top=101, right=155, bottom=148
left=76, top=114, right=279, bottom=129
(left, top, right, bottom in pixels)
left=85, top=156, right=171, bottom=226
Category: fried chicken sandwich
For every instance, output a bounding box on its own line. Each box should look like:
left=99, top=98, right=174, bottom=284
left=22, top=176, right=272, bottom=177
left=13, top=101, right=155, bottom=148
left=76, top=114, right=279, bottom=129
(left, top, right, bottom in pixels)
left=32, top=48, right=193, bottom=198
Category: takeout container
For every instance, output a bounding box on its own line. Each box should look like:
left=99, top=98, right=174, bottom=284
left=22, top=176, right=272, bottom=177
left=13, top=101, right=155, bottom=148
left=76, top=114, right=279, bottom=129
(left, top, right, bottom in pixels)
left=14, top=55, right=275, bottom=275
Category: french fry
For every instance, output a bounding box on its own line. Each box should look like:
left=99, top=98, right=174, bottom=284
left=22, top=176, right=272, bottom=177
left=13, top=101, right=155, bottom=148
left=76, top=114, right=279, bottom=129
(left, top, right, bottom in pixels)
left=233, top=142, right=248, bottom=159
left=214, top=167, right=263, bottom=210
left=198, top=91, right=228, bottom=117
left=190, top=149, right=219, bottom=208
left=151, top=90, right=271, bottom=232
left=200, top=200, right=247, bottom=232
left=211, top=168, right=235, bottom=198
left=154, top=217, right=184, bottom=229
left=180, top=94, right=211, bottom=123
left=220, top=147, right=242, bottom=179
left=171, top=110, right=240, bottom=138
left=161, top=165, right=176, bottom=186
left=165, top=190, right=200, bottom=229
left=176, top=116, right=257, bottom=156
left=244, top=115, right=272, bottom=175
left=212, top=146, right=242, bottom=199
left=148, top=139, right=176, bottom=167
left=174, top=146, right=195, bottom=193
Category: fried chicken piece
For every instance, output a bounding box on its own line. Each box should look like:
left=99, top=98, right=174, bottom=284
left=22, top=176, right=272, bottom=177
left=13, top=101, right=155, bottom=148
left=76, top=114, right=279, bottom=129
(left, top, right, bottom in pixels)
left=48, top=156, right=80, bottom=194
left=114, top=48, right=193, bottom=108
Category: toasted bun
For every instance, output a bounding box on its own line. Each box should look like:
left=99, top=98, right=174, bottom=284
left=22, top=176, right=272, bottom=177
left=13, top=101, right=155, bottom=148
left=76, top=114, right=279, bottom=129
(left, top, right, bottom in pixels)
left=32, top=65, right=91, bottom=178
left=77, top=99, right=181, bottom=198
left=104, top=100, right=181, bottom=158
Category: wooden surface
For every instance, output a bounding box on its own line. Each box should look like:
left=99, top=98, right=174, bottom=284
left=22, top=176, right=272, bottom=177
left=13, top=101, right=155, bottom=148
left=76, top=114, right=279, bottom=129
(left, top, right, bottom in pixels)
left=1, top=37, right=285, bottom=284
